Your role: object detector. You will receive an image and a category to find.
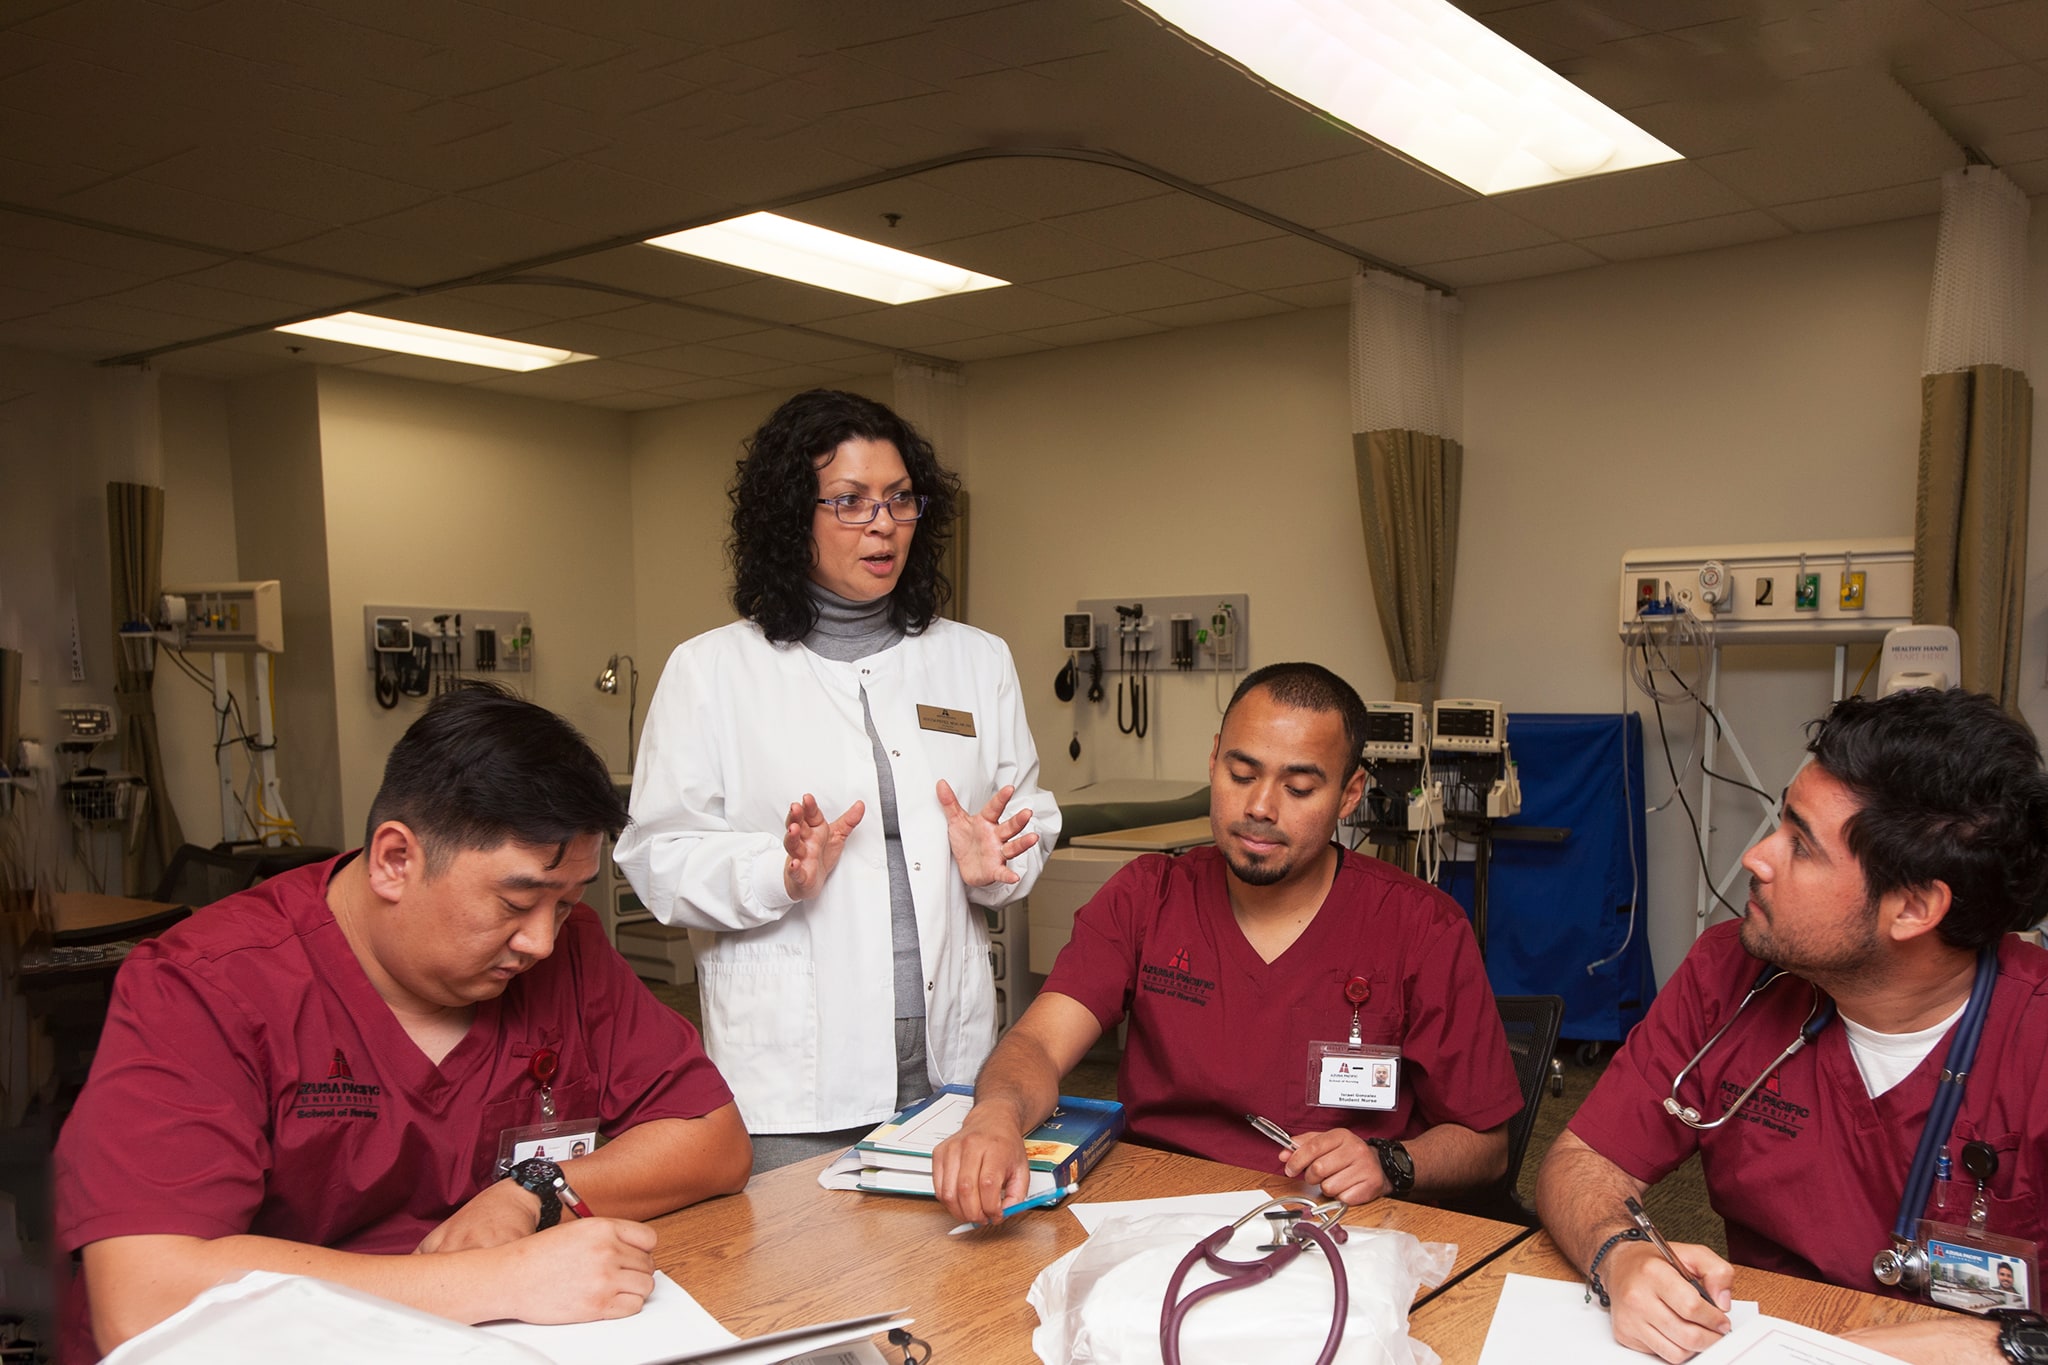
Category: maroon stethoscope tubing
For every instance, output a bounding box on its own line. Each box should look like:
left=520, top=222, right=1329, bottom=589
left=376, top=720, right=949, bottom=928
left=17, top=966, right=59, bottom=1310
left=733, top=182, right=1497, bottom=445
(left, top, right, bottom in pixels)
left=1158, top=1216, right=1350, bottom=1365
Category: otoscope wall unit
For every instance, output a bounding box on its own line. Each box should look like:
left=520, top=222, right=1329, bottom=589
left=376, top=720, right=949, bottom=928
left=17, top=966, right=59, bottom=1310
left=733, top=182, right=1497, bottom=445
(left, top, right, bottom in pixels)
left=360, top=605, right=533, bottom=709
left=1070, top=594, right=1250, bottom=672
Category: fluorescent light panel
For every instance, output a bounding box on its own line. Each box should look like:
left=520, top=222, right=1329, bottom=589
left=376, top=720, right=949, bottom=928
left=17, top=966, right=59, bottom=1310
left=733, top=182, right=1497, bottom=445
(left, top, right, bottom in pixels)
left=275, top=312, right=594, bottom=372
left=1131, top=0, right=1682, bottom=195
left=645, top=212, right=1008, bottom=305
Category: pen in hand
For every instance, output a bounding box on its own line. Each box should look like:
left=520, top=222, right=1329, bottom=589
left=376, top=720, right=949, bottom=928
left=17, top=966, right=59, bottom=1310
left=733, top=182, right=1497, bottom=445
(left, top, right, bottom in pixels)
left=1246, top=1113, right=1299, bottom=1152
left=947, top=1182, right=1080, bottom=1236
left=1625, top=1196, right=1716, bottom=1306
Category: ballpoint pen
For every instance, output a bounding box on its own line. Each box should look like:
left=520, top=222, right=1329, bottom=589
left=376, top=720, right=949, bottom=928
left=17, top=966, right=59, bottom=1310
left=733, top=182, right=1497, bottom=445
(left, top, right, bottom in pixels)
left=1246, top=1113, right=1299, bottom=1152
left=947, top=1182, right=1081, bottom=1235
left=552, top=1172, right=595, bottom=1221
left=1625, top=1195, right=1716, bottom=1306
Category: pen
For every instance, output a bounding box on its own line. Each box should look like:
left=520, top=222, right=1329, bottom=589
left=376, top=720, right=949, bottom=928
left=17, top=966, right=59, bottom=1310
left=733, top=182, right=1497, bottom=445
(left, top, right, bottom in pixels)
left=552, top=1173, right=595, bottom=1221
left=1625, top=1196, right=1715, bottom=1306
left=1246, top=1113, right=1299, bottom=1152
left=946, top=1182, right=1080, bottom=1235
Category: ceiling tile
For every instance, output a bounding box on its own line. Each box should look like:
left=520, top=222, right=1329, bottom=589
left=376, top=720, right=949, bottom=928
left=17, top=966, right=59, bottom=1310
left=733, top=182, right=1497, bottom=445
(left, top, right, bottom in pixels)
left=499, top=317, right=684, bottom=358
left=344, top=353, right=496, bottom=384
left=1921, top=2, right=2048, bottom=65
left=731, top=362, right=866, bottom=389
left=1031, top=260, right=1237, bottom=312
left=654, top=376, right=771, bottom=403
left=708, top=327, right=884, bottom=365
left=547, top=245, right=758, bottom=297
left=469, top=367, right=634, bottom=402
left=1771, top=180, right=1943, bottom=232
left=464, top=160, right=703, bottom=237
left=1131, top=293, right=1293, bottom=329
left=919, top=333, right=1053, bottom=363
left=1499, top=161, right=1753, bottom=238
left=1999, top=158, right=2048, bottom=194
left=919, top=155, right=1168, bottom=218
left=585, top=390, right=679, bottom=411
left=901, top=286, right=1108, bottom=331
left=1426, top=243, right=1605, bottom=288
left=260, top=226, right=495, bottom=287
left=53, top=174, right=327, bottom=253
left=1015, top=315, right=1168, bottom=348
left=932, top=2, right=1120, bottom=67
left=457, top=281, right=647, bottom=323
left=354, top=196, right=601, bottom=268
left=94, top=278, right=322, bottom=329
left=1580, top=209, right=1789, bottom=261
left=921, top=221, right=1141, bottom=283
left=1210, top=152, right=1469, bottom=230
left=783, top=178, right=1025, bottom=250
left=131, top=146, right=435, bottom=228
left=370, top=293, right=559, bottom=335
left=566, top=302, right=770, bottom=344
left=174, top=260, right=389, bottom=310
left=626, top=341, right=789, bottom=377
left=818, top=308, right=991, bottom=349
left=1263, top=279, right=1352, bottom=309
left=677, top=276, right=877, bottom=324
left=1167, top=236, right=1356, bottom=292
left=1329, top=202, right=1561, bottom=265
left=1048, top=194, right=1282, bottom=257
left=837, top=31, right=1006, bottom=87
left=1688, top=71, right=1961, bottom=204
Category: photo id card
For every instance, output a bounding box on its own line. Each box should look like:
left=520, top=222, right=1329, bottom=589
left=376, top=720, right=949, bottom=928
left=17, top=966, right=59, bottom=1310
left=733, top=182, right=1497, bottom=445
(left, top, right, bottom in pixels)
left=1308, top=1041, right=1400, bottom=1111
left=494, top=1118, right=602, bottom=1177
left=1919, top=1219, right=2038, bottom=1314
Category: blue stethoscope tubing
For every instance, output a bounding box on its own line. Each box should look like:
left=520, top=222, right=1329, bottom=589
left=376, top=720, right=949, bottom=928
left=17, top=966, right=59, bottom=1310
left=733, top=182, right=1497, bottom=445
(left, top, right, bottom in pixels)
left=1889, top=946, right=1999, bottom=1243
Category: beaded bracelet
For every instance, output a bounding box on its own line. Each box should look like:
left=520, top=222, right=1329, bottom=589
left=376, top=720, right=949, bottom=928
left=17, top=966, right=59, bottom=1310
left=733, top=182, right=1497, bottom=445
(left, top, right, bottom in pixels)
left=1584, top=1227, right=1647, bottom=1307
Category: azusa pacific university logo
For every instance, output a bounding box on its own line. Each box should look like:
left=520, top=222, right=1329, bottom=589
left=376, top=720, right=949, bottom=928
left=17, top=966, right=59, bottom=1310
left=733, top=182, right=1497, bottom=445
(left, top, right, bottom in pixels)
left=295, top=1051, right=383, bottom=1122
left=327, top=1049, right=352, bottom=1080
left=1716, top=1066, right=1809, bottom=1139
left=1140, top=947, right=1214, bottom=1007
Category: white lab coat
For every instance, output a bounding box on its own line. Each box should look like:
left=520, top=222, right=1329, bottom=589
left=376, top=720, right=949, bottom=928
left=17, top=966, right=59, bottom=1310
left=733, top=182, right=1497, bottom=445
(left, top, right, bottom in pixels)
left=614, top=618, right=1061, bottom=1133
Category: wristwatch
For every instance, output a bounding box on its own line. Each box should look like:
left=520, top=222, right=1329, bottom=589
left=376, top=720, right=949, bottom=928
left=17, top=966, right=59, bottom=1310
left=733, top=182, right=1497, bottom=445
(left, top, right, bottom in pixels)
left=1366, top=1137, right=1415, bottom=1196
left=505, top=1156, right=565, bottom=1230
left=1992, top=1310, right=2048, bottom=1364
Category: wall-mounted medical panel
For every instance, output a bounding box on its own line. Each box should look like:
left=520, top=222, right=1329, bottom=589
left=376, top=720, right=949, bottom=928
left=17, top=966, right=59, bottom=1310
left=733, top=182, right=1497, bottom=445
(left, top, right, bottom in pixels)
left=1618, top=539, right=1912, bottom=644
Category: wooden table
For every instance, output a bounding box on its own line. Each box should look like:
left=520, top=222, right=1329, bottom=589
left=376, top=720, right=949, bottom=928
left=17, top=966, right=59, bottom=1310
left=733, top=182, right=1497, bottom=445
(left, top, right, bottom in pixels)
left=1410, top=1230, right=1958, bottom=1365
left=647, top=1142, right=1528, bottom=1364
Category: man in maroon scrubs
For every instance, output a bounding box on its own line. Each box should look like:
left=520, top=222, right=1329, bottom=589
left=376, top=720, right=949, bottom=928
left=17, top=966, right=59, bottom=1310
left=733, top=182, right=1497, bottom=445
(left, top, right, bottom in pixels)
left=55, top=686, right=752, bottom=1359
left=1539, top=688, right=2048, bottom=1365
left=933, top=662, right=1520, bottom=1224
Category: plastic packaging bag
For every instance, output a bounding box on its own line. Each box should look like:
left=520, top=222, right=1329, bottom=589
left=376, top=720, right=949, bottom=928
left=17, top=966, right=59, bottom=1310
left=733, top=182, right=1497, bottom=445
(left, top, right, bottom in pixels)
left=1029, top=1210, right=1454, bottom=1365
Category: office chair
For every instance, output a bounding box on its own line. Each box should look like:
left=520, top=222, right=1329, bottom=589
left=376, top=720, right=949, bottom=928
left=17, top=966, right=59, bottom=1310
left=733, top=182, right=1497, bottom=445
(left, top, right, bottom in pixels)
left=151, top=844, right=265, bottom=913
left=1439, top=993, right=1565, bottom=1227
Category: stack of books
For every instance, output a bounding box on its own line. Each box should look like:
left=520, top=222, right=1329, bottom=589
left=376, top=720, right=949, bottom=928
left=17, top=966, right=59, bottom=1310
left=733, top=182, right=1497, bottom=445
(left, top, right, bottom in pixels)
left=820, top=1084, right=1124, bottom=1199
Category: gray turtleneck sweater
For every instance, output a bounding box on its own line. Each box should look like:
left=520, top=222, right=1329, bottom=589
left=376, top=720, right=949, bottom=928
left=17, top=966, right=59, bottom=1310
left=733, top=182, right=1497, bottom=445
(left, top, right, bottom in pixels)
left=803, top=584, right=923, bottom=1021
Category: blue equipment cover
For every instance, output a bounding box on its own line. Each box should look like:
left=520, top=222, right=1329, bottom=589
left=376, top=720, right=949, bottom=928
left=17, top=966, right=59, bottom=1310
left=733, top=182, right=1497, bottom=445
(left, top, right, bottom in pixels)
left=1439, top=712, right=1654, bottom=1043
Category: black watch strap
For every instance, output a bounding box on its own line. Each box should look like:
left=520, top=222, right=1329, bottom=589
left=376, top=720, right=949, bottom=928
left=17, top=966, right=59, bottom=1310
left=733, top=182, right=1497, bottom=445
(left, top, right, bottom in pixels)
left=506, top=1157, right=564, bottom=1230
left=1366, top=1137, right=1415, bottom=1196
left=1992, top=1311, right=2048, bottom=1364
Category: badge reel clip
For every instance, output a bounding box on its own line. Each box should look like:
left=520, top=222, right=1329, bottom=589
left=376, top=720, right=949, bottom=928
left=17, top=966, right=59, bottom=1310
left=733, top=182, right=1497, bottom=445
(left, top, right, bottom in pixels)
left=1306, top=977, right=1400, bottom=1112
left=493, top=1047, right=605, bottom=1176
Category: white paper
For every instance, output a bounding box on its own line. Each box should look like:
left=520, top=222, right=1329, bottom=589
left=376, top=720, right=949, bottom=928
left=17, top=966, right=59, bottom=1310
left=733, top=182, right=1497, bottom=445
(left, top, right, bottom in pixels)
left=1692, top=1316, right=1912, bottom=1365
left=481, top=1273, right=737, bottom=1364
left=1476, top=1273, right=1760, bottom=1365
left=1067, top=1188, right=1279, bottom=1236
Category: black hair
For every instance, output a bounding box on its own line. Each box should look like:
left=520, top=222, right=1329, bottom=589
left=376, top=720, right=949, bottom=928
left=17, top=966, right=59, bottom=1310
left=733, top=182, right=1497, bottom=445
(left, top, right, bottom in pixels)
left=1224, top=662, right=1371, bottom=782
left=364, top=682, right=627, bottom=870
left=1806, top=688, right=2048, bottom=948
left=728, top=388, right=961, bottom=644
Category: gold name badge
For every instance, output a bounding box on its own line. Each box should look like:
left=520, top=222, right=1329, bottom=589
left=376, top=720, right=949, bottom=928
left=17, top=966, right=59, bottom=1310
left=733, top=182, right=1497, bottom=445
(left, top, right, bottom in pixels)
left=916, top=704, right=977, bottom=738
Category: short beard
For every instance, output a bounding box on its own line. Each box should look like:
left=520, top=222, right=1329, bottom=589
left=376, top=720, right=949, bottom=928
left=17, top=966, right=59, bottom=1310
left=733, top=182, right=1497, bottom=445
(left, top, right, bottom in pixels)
left=1224, top=848, right=1294, bottom=887
left=1739, top=878, right=1884, bottom=983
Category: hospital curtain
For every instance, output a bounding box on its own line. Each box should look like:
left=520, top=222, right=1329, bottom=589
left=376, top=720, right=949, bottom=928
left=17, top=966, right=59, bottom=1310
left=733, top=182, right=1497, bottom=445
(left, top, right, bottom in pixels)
left=894, top=356, right=971, bottom=621
left=107, top=480, right=183, bottom=891
left=1913, top=165, right=2032, bottom=709
left=1350, top=270, right=1463, bottom=708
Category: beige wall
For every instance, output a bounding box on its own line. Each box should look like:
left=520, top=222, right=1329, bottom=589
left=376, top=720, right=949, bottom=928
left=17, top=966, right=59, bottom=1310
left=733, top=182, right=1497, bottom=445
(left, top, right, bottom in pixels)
left=315, top=370, right=636, bottom=840
left=157, top=374, right=244, bottom=845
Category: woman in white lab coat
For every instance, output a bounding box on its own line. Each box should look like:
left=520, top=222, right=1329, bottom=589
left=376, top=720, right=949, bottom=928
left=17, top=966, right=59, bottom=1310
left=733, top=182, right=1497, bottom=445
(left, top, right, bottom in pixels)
left=615, top=389, right=1060, bottom=1171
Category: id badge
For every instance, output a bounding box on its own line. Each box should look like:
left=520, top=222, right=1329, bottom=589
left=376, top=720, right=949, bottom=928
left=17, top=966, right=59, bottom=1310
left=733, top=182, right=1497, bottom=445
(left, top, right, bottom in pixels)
left=491, top=1045, right=600, bottom=1177
left=1919, top=1218, right=2038, bottom=1314
left=494, top=1119, right=603, bottom=1177
left=1308, top=1041, right=1400, bottom=1110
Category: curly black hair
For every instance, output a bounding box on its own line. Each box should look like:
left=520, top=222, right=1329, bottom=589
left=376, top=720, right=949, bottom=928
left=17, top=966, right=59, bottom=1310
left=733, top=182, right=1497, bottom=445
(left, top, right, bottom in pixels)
left=729, top=388, right=960, bottom=643
left=1806, top=688, right=2048, bottom=948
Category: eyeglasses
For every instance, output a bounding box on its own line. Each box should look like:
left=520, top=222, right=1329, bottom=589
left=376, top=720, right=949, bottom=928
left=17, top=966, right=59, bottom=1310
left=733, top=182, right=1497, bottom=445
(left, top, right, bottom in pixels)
left=815, top=492, right=928, bottom=525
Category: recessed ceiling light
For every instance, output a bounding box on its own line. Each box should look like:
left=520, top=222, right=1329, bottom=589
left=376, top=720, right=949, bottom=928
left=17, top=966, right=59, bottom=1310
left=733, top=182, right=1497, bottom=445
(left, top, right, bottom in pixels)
left=645, top=212, right=1009, bottom=305
left=1129, top=0, right=1682, bottom=194
left=275, top=312, right=595, bottom=372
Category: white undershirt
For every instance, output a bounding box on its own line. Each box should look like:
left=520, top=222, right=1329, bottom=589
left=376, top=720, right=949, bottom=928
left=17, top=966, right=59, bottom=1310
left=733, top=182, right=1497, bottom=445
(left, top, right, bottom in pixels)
left=1841, top=999, right=1969, bottom=1097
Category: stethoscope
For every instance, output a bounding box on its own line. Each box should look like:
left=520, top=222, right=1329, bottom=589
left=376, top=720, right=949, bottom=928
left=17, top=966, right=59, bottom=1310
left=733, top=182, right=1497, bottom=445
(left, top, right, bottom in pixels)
left=1160, top=1196, right=1349, bottom=1365
left=1659, top=949, right=1998, bottom=1294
